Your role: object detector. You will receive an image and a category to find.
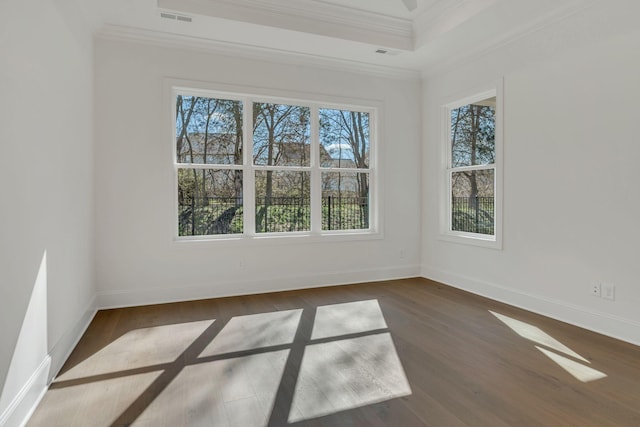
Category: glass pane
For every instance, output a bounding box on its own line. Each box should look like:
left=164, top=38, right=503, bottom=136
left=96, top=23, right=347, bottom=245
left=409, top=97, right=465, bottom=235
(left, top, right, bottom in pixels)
left=255, top=170, right=310, bottom=233
left=253, top=103, right=311, bottom=166
left=451, top=169, right=494, bottom=235
left=451, top=98, right=495, bottom=167
left=178, top=168, right=243, bottom=236
left=321, top=172, right=369, bottom=230
left=319, top=109, right=369, bottom=168
left=176, top=95, right=243, bottom=165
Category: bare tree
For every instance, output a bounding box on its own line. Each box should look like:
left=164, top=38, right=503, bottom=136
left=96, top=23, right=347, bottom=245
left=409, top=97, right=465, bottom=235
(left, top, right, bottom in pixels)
left=451, top=103, right=495, bottom=203
left=253, top=103, right=310, bottom=231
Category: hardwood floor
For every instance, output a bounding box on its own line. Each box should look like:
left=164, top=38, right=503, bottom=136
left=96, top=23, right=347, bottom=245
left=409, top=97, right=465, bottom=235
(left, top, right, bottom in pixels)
left=28, top=278, right=640, bottom=426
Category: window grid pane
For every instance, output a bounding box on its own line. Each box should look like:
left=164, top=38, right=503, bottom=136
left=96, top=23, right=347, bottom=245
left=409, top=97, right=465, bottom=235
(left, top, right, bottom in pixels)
left=321, top=172, right=369, bottom=231
left=450, top=99, right=495, bottom=168
left=176, top=96, right=243, bottom=165
left=319, top=108, right=370, bottom=169
left=178, top=168, right=244, bottom=236
left=255, top=170, right=311, bottom=233
left=253, top=103, right=311, bottom=167
left=451, top=168, right=495, bottom=235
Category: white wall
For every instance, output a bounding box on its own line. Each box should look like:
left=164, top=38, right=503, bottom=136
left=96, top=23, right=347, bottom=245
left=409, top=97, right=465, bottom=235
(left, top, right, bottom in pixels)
left=422, top=1, right=640, bottom=345
left=0, top=0, right=96, bottom=425
left=94, top=39, right=422, bottom=307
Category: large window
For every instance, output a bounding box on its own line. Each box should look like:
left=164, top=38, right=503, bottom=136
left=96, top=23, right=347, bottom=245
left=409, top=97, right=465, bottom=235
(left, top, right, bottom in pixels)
left=174, top=88, right=375, bottom=239
left=443, top=84, right=502, bottom=247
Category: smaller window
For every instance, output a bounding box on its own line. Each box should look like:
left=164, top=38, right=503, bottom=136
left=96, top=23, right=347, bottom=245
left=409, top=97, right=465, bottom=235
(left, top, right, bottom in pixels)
left=442, top=84, right=502, bottom=248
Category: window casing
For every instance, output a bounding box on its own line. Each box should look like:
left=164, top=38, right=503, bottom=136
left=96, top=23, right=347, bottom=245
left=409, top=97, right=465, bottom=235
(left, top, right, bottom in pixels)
left=441, top=83, right=503, bottom=248
left=173, top=87, right=377, bottom=240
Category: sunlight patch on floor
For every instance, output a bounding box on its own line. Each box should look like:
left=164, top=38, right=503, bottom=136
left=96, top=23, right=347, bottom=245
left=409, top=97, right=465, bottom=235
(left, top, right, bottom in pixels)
left=43, top=300, right=412, bottom=425
left=136, top=350, right=291, bottom=427
left=290, top=300, right=411, bottom=423
left=37, top=370, right=162, bottom=426
left=289, top=332, right=411, bottom=422
left=536, top=347, right=607, bottom=383
left=200, top=309, right=302, bottom=356
left=312, top=299, right=388, bottom=340
left=489, top=311, right=588, bottom=362
left=56, top=319, right=215, bottom=382
left=490, top=311, right=607, bottom=383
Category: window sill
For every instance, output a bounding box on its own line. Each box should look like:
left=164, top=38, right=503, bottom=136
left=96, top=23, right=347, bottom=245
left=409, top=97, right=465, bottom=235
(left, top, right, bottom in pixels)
left=438, top=231, right=502, bottom=250
left=172, top=230, right=384, bottom=248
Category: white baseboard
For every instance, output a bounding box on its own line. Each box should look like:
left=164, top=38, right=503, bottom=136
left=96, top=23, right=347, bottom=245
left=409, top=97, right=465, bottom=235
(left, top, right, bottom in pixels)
left=97, top=264, right=421, bottom=309
left=0, top=296, right=97, bottom=427
left=48, top=295, right=97, bottom=382
left=421, top=265, right=640, bottom=347
left=0, top=357, right=50, bottom=427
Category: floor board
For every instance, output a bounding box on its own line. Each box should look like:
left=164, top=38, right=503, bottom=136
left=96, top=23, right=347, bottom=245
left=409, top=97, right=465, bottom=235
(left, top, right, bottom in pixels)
left=27, top=278, right=640, bottom=426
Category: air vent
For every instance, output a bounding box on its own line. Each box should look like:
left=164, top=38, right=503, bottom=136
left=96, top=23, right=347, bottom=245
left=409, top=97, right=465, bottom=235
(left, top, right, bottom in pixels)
left=375, top=48, right=401, bottom=56
left=160, top=12, right=192, bottom=22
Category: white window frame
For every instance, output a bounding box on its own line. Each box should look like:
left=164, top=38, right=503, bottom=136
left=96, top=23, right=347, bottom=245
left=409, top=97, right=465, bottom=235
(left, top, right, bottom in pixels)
left=171, top=84, right=380, bottom=243
left=440, top=80, right=503, bottom=249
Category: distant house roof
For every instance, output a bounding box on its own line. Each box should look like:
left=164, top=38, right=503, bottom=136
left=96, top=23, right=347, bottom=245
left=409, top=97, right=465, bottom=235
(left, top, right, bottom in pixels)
left=178, top=132, right=240, bottom=164
left=180, top=132, right=363, bottom=168
left=322, top=158, right=356, bottom=168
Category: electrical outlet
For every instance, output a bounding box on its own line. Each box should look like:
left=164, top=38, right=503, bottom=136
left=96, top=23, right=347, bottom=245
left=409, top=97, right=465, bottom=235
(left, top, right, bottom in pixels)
left=591, top=283, right=601, bottom=297
left=602, top=283, right=615, bottom=300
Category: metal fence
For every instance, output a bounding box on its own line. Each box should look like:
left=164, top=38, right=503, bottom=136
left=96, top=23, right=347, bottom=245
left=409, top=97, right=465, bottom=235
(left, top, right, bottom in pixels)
left=178, top=197, right=243, bottom=236
left=322, top=196, right=369, bottom=231
left=256, top=196, right=311, bottom=233
left=179, top=196, right=369, bottom=235
left=452, top=196, right=494, bottom=235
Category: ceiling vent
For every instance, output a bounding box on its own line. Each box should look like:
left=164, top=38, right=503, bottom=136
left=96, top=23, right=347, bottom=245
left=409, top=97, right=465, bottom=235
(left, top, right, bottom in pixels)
left=375, top=48, right=401, bottom=56
left=160, top=12, right=192, bottom=22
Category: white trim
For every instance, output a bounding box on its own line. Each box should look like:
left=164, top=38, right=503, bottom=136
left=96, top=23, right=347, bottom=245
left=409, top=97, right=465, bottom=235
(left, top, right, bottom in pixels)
left=170, top=83, right=379, bottom=241
left=0, top=357, right=50, bottom=427
left=310, top=104, right=322, bottom=235
left=158, top=0, right=413, bottom=50
left=171, top=229, right=383, bottom=246
left=96, top=26, right=421, bottom=81
left=421, top=265, right=640, bottom=347
left=47, top=296, right=98, bottom=382
left=413, top=0, right=498, bottom=48
left=243, top=96, right=256, bottom=237
left=418, top=0, right=598, bottom=77
left=0, top=297, right=96, bottom=427
left=96, top=264, right=422, bottom=310
left=439, top=80, right=503, bottom=250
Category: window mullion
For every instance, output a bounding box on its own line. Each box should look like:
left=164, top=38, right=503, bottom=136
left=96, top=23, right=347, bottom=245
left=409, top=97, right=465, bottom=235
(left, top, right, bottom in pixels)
left=310, top=105, right=321, bottom=234
left=243, top=97, right=256, bottom=236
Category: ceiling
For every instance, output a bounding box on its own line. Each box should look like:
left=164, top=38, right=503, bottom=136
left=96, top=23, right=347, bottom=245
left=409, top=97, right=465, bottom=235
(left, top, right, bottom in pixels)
left=94, top=0, right=597, bottom=77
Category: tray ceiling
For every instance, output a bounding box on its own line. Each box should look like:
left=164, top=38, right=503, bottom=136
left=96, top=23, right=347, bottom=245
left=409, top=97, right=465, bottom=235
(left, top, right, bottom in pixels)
left=94, top=0, right=597, bottom=76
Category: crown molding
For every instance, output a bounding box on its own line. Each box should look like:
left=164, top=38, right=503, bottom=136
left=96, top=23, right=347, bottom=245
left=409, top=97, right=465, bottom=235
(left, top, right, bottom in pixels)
left=158, top=0, right=414, bottom=50
left=418, top=0, right=599, bottom=77
left=413, top=0, right=499, bottom=47
left=95, top=25, right=421, bottom=81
